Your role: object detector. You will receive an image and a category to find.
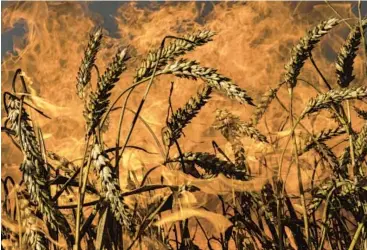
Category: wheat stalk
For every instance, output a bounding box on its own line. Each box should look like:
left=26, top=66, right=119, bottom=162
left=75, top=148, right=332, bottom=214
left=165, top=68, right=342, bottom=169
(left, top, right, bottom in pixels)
left=168, top=152, right=248, bottom=180
left=300, top=86, right=367, bottom=118
left=336, top=19, right=367, bottom=88
left=5, top=95, right=74, bottom=246
left=213, top=109, right=268, bottom=143
left=135, top=30, right=215, bottom=83
left=163, top=85, right=212, bottom=147
left=160, top=59, right=254, bottom=105
left=284, top=18, right=339, bottom=88
left=84, top=48, right=129, bottom=135
left=76, top=28, right=103, bottom=99
left=91, top=144, right=134, bottom=229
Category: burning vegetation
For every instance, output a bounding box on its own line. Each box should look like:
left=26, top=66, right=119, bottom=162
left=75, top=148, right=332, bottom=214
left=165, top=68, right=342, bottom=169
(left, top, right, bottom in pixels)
left=1, top=2, right=367, bottom=250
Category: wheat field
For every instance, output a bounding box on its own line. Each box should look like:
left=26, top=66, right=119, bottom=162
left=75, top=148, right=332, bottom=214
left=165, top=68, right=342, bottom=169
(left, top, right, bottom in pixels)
left=1, top=2, right=367, bottom=250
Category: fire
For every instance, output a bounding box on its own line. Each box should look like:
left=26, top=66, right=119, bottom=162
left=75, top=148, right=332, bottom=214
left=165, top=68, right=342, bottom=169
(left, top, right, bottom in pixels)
left=2, top=1, right=366, bottom=249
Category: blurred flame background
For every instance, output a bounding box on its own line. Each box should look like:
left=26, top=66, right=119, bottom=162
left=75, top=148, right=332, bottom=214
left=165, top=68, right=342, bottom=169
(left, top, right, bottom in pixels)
left=1, top=1, right=366, bottom=245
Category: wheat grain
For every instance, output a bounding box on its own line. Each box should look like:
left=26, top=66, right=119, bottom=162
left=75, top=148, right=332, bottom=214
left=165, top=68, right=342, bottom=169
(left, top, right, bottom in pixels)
left=84, top=48, right=129, bottom=135
left=314, top=142, right=341, bottom=176
left=5, top=95, right=74, bottom=246
left=160, top=59, right=254, bottom=105
left=76, top=28, right=103, bottom=99
left=231, top=139, right=248, bottom=171
left=308, top=181, right=334, bottom=215
left=252, top=82, right=283, bottom=125
left=284, top=18, right=339, bottom=88
left=300, top=127, right=346, bottom=154
left=18, top=198, right=49, bottom=250
left=163, top=85, right=212, bottom=147
left=212, top=109, right=250, bottom=172
left=135, top=30, right=215, bottom=83
left=168, top=152, right=248, bottom=180
left=213, top=109, right=268, bottom=143
left=336, top=19, right=367, bottom=88
left=354, top=106, right=367, bottom=120
left=300, top=86, right=367, bottom=118
left=354, top=122, right=367, bottom=168
left=91, top=144, right=134, bottom=229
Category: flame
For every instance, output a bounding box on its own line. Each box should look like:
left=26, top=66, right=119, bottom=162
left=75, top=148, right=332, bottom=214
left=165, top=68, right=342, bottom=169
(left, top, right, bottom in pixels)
left=155, top=208, right=233, bottom=234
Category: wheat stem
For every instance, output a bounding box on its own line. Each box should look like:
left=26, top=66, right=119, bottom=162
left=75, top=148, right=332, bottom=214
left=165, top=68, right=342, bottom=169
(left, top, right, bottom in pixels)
left=348, top=216, right=366, bottom=250
left=358, top=1, right=366, bottom=75
left=15, top=191, right=22, bottom=249
left=74, top=136, right=92, bottom=250
left=289, top=88, right=310, bottom=246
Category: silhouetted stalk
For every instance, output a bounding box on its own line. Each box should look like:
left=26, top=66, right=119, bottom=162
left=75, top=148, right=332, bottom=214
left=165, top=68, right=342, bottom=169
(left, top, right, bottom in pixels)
left=348, top=216, right=366, bottom=250
left=15, top=190, right=22, bottom=249
left=289, top=88, right=310, bottom=246
left=74, top=136, right=92, bottom=250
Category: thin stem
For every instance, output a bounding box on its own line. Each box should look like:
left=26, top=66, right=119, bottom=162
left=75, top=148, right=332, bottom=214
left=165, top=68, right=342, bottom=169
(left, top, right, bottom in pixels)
left=74, top=136, right=92, bottom=249
left=324, top=1, right=352, bottom=29
left=317, top=187, right=336, bottom=250
left=347, top=216, right=366, bottom=250
left=115, top=88, right=134, bottom=173
left=117, top=36, right=174, bottom=163
left=289, top=88, right=310, bottom=247
left=99, top=72, right=164, bottom=131
left=15, top=190, right=22, bottom=249
left=309, top=53, right=332, bottom=90
left=346, top=101, right=357, bottom=180
left=57, top=199, right=100, bottom=209
left=358, top=0, right=367, bottom=76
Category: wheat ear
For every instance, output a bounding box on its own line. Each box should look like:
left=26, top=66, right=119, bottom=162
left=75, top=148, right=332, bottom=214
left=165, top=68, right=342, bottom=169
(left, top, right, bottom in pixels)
left=213, top=109, right=268, bottom=143
left=313, top=142, right=341, bottom=176
left=336, top=19, right=367, bottom=88
left=308, top=181, right=334, bottom=215
left=160, top=59, right=254, bottom=105
left=84, top=48, right=129, bottom=135
left=91, top=144, right=134, bottom=229
left=354, top=122, right=367, bottom=169
left=252, top=82, right=283, bottom=125
left=22, top=205, right=48, bottom=250
left=231, top=139, right=248, bottom=171
left=163, top=85, right=212, bottom=147
left=354, top=106, right=367, bottom=120
left=135, top=30, right=215, bottom=82
left=300, top=86, right=367, bottom=118
left=168, top=152, right=248, bottom=180
left=300, top=127, right=346, bottom=154
left=76, top=28, right=103, bottom=99
left=284, top=18, right=339, bottom=88
left=213, top=109, right=250, bottom=172
left=6, top=96, right=74, bottom=246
